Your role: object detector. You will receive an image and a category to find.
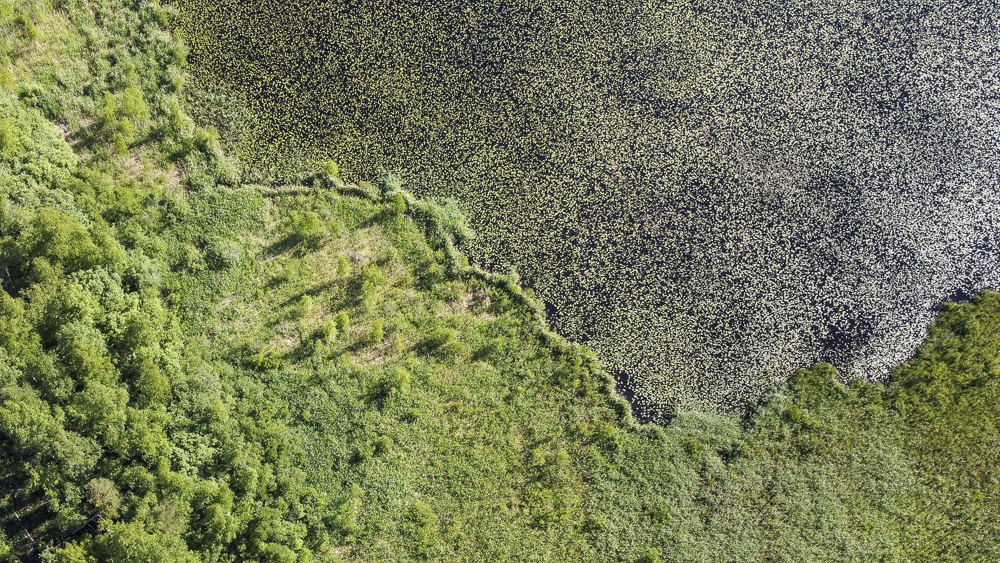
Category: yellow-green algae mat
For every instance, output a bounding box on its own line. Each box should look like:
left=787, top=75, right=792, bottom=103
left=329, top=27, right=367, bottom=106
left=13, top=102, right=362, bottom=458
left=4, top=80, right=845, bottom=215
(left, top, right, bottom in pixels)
left=177, top=0, right=1000, bottom=419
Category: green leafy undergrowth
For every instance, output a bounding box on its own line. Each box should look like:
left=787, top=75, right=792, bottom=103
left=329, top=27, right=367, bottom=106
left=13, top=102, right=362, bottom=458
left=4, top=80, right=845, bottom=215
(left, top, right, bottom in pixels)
left=77, top=169, right=998, bottom=562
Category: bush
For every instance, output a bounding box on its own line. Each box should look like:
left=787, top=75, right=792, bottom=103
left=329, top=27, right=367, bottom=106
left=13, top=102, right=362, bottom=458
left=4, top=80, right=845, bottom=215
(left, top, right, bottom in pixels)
left=335, top=311, right=349, bottom=335
left=0, top=118, right=21, bottom=158
left=119, top=85, right=151, bottom=123
left=379, top=173, right=402, bottom=197
left=318, top=319, right=338, bottom=342
left=88, top=522, right=200, bottom=563
left=290, top=295, right=313, bottom=320
left=680, top=437, right=704, bottom=460
left=360, top=278, right=377, bottom=305
left=0, top=57, right=11, bottom=88
left=405, top=500, right=439, bottom=557
left=205, top=238, right=243, bottom=270
left=293, top=212, right=323, bottom=250
left=419, top=327, right=455, bottom=353
left=20, top=12, right=38, bottom=41
left=21, top=208, right=103, bottom=274
left=45, top=542, right=90, bottom=563
left=638, top=548, right=663, bottom=563
left=390, top=192, right=406, bottom=215
left=380, top=367, right=410, bottom=399
left=113, top=133, right=128, bottom=154
left=369, top=319, right=384, bottom=345
left=249, top=349, right=281, bottom=371
left=332, top=485, right=362, bottom=539
left=136, top=358, right=170, bottom=407
left=118, top=118, right=136, bottom=143
left=173, top=241, right=203, bottom=270
left=337, top=255, right=350, bottom=277
left=374, top=435, right=393, bottom=455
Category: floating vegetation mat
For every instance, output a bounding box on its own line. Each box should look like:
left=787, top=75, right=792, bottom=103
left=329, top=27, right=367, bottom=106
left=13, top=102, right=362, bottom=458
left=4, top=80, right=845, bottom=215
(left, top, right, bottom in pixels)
left=178, top=0, right=1000, bottom=418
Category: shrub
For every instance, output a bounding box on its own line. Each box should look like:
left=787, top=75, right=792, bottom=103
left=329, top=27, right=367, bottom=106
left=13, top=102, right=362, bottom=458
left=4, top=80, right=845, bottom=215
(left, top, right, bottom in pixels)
left=356, top=180, right=378, bottom=198
left=419, top=327, right=455, bottom=353
left=249, top=349, right=281, bottom=371
left=638, top=548, right=663, bottom=563
left=293, top=212, right=323, bottom=250
left=681, top=437, right=704, bottom=460
left=354, top=442, right=374, bottom=463
left=45, top=542, right=89, bottom=563
left=257, top=543, right=296, bottom=563
left=119, top=85, right=151, bottom=123
left=379, top=172, right=402, bottom=197
left=100, top=91, right=118, bottom=128
left=0, top=118, right=21, bottom=158
left=88, top=521, right=200, bottom=563
left=20, top=12, right=38, bottom=41
left=205, top=238, right=243, bottom=270
left=337, top=255, right=350, bottom=277
left=119, top=118, right=136, bottom=143
left=789, top=363, right=846, bottom=409
left=113, top=133, right=129, bottom=154
left=180, top=244, right=205, bottom=271
left=142, top=4, right=170, bottom=27
left=361, top=263, right=383, bottom=285
left=21, top=208, right=103, bottom=274
left=405, top=500, right=439, bottom=557
left=68, top=381, right=128, bottom=448
left=335, top=311, right=349, bottom=335
left=431, top=199, right=474, bottom=246
left=647, top=505, right=671, bottom=526
left=136, top=358, right=170, bottom=407
left=318, top=319, right=337, bottom=342
left=595, top=422, right=624, bottom=454
left=332, top=485, right=362, bottom=539
left=374, top=435, right=392, bottom=455
left=0, top=57, right=11, bottom=88
left=290, top=295, right=313, bottom=320
left=381, top=367, right=410, bottom=398
left=390, top=192, right=406, bottom=215
left=369, top=319, right=384, bottom=345
left=360, top=278, right=377, bottom=305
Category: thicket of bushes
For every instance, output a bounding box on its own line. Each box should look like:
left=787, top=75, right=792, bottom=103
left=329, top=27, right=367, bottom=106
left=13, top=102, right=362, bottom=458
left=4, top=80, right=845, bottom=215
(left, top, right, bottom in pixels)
left=0, top=1, right=997, bottom=562
left=0, top=1, right=325, bottom=560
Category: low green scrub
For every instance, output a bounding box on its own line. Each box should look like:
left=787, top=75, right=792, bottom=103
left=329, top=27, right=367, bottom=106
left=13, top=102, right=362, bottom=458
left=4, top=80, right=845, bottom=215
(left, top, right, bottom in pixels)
left=0, top=1, right=997, bottom=562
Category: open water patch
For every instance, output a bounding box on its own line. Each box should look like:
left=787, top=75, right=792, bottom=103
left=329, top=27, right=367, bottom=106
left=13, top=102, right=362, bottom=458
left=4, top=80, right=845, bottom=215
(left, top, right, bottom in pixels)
left=179, top=0, right=1000, bottom=418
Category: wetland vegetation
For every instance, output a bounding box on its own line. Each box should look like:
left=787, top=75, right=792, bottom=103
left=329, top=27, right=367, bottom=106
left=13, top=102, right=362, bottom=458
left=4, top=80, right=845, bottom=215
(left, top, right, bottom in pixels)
left=176, top=0, right=1000, bottom=417
left=0, top=0, right=998, bottom=561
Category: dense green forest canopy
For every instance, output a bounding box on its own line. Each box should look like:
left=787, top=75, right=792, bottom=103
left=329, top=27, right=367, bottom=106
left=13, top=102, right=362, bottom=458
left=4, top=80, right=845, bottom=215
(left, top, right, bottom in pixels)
left=174, top=0, right=1000, bottom=417
left=0, top=0, right=997, bottom=562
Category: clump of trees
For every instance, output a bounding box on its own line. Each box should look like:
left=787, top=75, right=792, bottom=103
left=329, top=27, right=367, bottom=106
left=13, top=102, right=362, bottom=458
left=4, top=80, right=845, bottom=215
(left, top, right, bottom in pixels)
left=0, top=2, right=333, bottom=560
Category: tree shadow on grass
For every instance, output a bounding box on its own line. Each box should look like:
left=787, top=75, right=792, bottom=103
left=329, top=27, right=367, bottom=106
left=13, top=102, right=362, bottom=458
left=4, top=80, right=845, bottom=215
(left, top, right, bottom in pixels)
left=279, top=280, right=339, bottom=308
left=263, top=234, right=300, bottom=257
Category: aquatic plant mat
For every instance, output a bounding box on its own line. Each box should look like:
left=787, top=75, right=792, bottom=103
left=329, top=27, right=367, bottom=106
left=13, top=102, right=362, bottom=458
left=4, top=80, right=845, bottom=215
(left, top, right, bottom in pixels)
left=178, top=0, right=1000, bottom=417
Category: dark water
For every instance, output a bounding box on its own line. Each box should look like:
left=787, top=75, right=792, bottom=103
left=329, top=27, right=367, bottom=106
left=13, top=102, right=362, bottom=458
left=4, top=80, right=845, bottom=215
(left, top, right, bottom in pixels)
left=183, top=0, right=1000, bottom=418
